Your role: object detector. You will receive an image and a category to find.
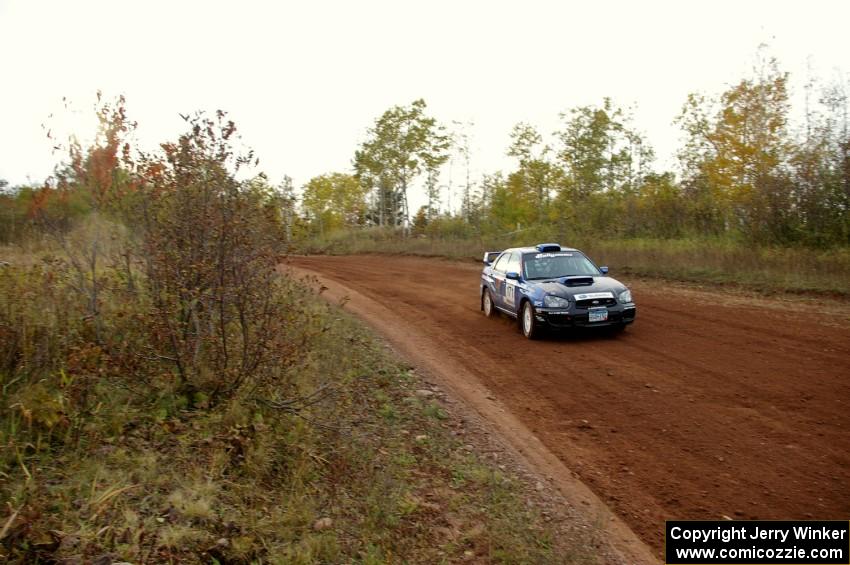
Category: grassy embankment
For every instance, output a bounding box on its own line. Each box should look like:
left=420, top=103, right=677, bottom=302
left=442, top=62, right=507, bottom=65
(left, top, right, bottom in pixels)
left=0, top=240, right=596, bottom=564
left=299, top=228, right=850, bottom=296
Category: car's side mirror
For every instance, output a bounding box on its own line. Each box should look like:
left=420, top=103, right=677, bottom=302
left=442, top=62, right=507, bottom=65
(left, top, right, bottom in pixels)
left=600, top=266, right=609, bottom=275
left=506, top=271, right=520, bottom=280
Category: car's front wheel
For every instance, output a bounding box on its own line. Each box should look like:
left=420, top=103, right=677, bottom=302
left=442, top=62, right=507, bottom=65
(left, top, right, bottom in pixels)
left=521, top=301, right=540, bottom=339
left=482, top=289, right=496, bottom=318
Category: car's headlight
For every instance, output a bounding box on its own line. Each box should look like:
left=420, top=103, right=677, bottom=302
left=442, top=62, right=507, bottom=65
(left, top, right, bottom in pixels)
left=543, top=295, right=570, bottom=308
left=618, top=289, right=632, bottom=304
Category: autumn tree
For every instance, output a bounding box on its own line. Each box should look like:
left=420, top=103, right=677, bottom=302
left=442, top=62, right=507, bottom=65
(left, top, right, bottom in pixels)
left=791, top=77, right=850, bottom=245
left=30, top=94, right=137, bottom=340
left=301, top=172, right=367, bottom=235
left=677, top=57, right=795, bottom=242
left=412, top=205, right=429, bottom=235
left=634, top=172, right=686, bottom=238
left=0, top=183, right=40, bottom=243
left=506, top=122, right=560, bottom=225
left=129, top=111, right=303, bottom=404
left=354, top=99, right=450, bottom=228
left=555, top=98, right=653, bottom=199
left=481, top=171, right=536, bottom=232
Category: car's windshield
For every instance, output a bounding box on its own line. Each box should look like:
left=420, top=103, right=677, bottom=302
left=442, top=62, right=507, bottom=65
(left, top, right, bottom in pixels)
left=523, top=252, right=600, bottom=280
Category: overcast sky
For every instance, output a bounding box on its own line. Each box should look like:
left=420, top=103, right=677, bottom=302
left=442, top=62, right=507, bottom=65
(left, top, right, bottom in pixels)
left=1, top=0, right=848, bottom=212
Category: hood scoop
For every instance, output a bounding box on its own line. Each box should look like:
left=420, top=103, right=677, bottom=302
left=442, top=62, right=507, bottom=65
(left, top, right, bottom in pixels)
left=558, top=275, right=594, bottom=287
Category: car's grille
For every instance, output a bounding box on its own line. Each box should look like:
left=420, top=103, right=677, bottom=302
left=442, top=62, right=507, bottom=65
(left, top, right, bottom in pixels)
left=575, top=297, right=617, bottom=309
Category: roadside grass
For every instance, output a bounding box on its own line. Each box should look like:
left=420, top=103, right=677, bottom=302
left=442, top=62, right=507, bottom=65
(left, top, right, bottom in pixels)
left=0, top=243, right=595, bottom=564
left=298, top=228, right=850, bottom=296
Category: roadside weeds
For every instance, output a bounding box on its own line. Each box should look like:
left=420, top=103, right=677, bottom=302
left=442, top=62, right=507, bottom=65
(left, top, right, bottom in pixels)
left=0, top=250, right=602, bottom=563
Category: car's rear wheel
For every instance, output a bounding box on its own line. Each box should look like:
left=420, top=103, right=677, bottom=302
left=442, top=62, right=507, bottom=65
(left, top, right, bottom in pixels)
left=521, top=301, right=539, bottom=339
left=482, top=289, right=495, bottom=318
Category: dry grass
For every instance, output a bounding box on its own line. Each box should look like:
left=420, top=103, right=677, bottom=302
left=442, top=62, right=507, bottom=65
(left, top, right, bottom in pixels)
left=585, top=238, right=850, bottom=296
left=0, top=241, right=596, bottom=564
left=299, top=228, right=850, bottom=296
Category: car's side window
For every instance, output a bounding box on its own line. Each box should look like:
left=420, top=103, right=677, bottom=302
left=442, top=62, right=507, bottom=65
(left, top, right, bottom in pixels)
left=492, top=252, right=510, bottom=272
left=505, top=252, right=521, bottom=275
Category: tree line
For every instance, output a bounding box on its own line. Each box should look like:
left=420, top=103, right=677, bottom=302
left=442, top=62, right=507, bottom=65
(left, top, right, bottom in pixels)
left=296, top=56, right=849, bottom=247
left=1, top=55, right=847, bottom=248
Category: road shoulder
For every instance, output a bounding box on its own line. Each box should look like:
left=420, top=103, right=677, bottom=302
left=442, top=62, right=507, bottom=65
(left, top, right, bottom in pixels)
left=286, top=263, right=661, bottom=565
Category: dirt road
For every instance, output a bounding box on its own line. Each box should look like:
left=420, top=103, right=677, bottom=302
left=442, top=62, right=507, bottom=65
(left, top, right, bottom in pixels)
left=288, top=255, right=850, bottom=555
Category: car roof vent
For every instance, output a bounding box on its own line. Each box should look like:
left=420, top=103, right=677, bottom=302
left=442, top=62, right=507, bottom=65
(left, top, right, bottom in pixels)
left=535, top=243, right=561, bottom=252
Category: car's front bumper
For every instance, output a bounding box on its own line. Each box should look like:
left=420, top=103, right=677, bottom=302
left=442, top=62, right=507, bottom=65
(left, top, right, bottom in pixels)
left=535, top=304, right=636, bottom=329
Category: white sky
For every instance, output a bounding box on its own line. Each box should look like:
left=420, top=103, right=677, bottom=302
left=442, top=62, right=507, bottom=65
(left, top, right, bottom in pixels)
left=1, top=0, right=848, bottom=212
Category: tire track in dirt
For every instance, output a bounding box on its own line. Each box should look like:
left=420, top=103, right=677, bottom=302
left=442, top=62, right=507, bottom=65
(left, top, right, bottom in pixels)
left=287, top=255, right=850, bottom=557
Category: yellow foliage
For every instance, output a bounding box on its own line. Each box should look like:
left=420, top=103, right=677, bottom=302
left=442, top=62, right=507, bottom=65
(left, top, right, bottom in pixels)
left=9, top=381, right=67, bottom=432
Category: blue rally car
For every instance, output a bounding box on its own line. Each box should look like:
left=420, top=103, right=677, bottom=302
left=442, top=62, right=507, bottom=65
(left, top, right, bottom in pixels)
left=480, top=243, right=636, bottom=339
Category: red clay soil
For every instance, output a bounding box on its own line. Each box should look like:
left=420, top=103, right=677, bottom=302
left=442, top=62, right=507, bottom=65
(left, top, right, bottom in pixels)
left=288, top=255, right=850, bottom=556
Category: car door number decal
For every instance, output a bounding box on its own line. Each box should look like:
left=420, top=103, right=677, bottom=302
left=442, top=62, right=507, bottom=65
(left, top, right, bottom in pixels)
left=505, top=282, right=516, bottom=306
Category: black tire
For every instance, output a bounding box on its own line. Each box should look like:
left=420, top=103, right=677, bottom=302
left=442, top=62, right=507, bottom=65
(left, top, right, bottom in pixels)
left=520, top=301, right=540, bottom=339
left=482, top=289, right=496, bottom=318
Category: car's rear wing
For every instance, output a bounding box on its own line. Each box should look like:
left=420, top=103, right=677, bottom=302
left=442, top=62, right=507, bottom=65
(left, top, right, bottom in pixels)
left=482, top=251, right=502, bottom=265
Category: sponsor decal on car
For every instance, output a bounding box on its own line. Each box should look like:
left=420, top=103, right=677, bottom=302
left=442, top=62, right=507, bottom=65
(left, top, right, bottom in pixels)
left=573, top=292, right=614, bottom=300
